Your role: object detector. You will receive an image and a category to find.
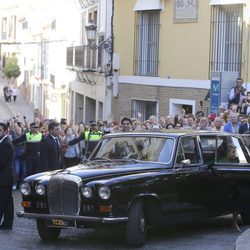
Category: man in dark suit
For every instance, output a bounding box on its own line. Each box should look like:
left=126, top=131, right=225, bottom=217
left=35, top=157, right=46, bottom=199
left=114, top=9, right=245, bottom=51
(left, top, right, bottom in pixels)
left=40, top=121, right=63, bottom=171
left=239, top=115, right=250, bottom=134
left=0, top=122, right=14, bottom=230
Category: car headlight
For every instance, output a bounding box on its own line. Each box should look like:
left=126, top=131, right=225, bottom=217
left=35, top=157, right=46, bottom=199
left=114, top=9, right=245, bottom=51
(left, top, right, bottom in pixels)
left=81, top=186, right=93, bottom=198
left=98, top=186, right=111, bottom=200
left=35, top=184, right=46, bottom=196
left=20, top=183, right=31, bottom=196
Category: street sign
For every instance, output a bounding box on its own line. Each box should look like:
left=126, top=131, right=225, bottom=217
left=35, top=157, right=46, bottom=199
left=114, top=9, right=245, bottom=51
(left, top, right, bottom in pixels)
left=210, top=79, right=220, bottom=114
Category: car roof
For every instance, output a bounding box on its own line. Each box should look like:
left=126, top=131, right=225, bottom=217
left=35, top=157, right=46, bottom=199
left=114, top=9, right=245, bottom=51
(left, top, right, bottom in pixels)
left=103, top=129, right=232, bottom=139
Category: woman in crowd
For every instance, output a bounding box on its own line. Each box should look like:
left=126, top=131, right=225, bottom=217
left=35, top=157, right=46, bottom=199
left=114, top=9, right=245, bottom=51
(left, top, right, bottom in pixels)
left=62, top=127, right=80, bottom=168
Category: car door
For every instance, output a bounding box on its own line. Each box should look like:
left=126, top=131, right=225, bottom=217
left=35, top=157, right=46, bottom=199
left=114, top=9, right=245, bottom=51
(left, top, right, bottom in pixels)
left=173, top=135, right=214, bottom=217
left=199, top=135, right=230, bottom=213
left=211, top=135, right=250, bottom=214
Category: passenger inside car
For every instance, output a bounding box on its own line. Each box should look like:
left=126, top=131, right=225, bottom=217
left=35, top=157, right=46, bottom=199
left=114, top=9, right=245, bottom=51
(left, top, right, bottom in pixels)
left=218, top=142, right=239, bottom=163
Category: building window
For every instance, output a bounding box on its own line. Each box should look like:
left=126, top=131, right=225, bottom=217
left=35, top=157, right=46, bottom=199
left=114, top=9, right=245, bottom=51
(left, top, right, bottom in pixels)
left=1, top=17, right=7, bottom=40
left=81, top=12, right=86, bottom=45
left=8, top=16, right=16, bottom=40
left=66, top=47, right=74, bottom=66
left=134, top=10, right=160, bottom=77
left=97, top=35, right=104, bottom=69
left=98, top=101, right=103, bottom=120
left=88, top=9, right=97, bottom=24
left=22, top=21, right=28, bottom=29
left=51, top=19, right=56, bottom=30
left=210, top=4, right=243, bottom=74
left=131, top=99, right=158, bottom=121
left=50, top=74, right=55, bottom=88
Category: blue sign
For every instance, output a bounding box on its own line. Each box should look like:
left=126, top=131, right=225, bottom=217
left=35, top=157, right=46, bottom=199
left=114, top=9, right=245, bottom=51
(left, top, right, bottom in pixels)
left=210, top=79, right=220, bottom=114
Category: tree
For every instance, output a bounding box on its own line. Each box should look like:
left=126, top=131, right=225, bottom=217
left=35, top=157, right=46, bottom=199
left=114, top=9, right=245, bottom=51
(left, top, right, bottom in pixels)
left=3, top=56, right=21, bottom=85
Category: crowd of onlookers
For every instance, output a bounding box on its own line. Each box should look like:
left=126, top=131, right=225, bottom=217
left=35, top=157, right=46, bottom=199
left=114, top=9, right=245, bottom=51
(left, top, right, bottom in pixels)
left=2, top=77, right=250, bottom=191
left=4, top=102, right=250, bottom=189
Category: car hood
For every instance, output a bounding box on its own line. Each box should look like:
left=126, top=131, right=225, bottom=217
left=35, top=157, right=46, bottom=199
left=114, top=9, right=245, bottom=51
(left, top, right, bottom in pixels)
left=25, top=161, right=171, bottom=184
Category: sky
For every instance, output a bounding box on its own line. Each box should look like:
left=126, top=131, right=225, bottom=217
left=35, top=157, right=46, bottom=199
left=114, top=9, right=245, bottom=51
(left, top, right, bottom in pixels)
left=0, top=0, right=81, bottom=28
left=0, top=0, right=81, bottom=14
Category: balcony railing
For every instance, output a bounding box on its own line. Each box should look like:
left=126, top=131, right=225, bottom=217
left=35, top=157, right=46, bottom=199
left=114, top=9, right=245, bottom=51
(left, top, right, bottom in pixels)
left=66, top=45, right=97, bottom=71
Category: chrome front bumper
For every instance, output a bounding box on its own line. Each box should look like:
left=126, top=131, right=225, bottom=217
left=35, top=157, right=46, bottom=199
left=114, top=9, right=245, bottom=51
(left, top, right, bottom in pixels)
left=17, top=211, right=128, bottom=224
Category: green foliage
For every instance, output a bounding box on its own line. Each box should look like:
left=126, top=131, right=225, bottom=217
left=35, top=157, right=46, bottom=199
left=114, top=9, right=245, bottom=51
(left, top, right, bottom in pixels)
left=3, top=57, right=21, bottom=79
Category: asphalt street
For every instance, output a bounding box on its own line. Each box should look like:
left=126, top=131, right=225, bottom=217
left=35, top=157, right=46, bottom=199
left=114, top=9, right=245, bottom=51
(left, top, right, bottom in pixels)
left=0, top=190, right=249, bottom=250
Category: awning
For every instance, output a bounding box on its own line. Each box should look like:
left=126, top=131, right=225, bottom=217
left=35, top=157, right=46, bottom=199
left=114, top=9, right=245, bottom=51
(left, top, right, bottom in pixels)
left=134, top=0, right=163, bottom=11
left=210, top=0, right=248, bottom=5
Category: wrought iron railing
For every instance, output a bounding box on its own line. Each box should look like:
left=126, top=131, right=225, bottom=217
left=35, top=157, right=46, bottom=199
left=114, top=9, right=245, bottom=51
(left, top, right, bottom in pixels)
left=66, top=45, right=97, bottom=71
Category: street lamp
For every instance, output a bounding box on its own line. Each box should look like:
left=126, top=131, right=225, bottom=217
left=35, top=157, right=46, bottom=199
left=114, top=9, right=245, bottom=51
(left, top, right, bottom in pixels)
left=85, top=22, right=113, bottom=58
left=85, top=22, right=97, bottom=43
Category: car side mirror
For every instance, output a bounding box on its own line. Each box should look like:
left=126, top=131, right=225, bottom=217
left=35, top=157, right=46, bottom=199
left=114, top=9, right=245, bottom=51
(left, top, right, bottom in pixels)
left=181, top=159, right=191, bottom=165
left=175, top=159, right=191, bottom=171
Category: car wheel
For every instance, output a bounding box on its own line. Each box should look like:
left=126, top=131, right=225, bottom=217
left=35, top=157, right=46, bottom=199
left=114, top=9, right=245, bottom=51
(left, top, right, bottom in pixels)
left=125, top=199, right=146, bottom=247
left=36, top=219, right=61, bottom=240
left=241, top=212, right=250, bottom=225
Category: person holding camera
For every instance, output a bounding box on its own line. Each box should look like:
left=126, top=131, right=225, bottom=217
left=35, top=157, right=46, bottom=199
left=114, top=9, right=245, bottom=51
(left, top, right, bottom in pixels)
left=228, top=77, right=246, bottom=109
left=239, top=91, right=250, bottom=116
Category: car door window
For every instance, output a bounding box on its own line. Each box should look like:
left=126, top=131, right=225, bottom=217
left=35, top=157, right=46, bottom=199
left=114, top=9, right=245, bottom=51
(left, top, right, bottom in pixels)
left=217, top=136, right=249, bottom=164
left=176, top=137, right=200, bottom=165
left=200, top=136, right=216, bottom=165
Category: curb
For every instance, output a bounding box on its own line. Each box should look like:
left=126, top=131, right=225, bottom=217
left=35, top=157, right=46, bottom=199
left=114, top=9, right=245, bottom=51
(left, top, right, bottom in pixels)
left=235, top=229, right=250, bottom=250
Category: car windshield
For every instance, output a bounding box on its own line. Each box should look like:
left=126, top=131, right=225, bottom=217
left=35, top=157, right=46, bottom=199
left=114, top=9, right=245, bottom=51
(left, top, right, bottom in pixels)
left=90, top=136, right=174, bottom=163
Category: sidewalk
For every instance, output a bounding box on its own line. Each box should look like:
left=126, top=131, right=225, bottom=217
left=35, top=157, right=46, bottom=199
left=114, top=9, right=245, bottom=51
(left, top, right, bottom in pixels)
left=0, top=78, right=34, bottom=123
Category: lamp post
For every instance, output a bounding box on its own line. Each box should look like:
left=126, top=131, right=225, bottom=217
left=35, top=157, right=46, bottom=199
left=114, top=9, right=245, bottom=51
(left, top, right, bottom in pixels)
left=84, top=0, right=116, bottom=122
left=85, top=21, right=113, bottom=76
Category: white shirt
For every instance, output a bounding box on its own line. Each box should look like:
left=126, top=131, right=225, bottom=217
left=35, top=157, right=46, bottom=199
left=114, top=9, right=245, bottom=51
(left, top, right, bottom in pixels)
left=11, top=88, right=18, bottom=96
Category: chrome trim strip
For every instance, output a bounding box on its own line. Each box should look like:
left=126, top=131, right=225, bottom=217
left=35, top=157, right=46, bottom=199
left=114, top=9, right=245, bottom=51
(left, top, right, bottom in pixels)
left=16, top=211, right=128, bottom=223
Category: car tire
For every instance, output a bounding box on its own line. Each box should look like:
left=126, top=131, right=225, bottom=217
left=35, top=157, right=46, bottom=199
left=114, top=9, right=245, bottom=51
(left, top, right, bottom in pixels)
left=241, top=212, right=250, bottom=225
left=36, top=219, right=61, bottom=240
left=125, top=199, right=146, bottom=247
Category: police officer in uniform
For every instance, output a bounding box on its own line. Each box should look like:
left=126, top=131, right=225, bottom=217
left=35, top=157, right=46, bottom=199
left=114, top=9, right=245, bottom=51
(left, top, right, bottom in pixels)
left=69, top=120, right=103, bottom=158
left=0, top=122, right=14, bottom=230
left=13, top=122, right=43, bottom=176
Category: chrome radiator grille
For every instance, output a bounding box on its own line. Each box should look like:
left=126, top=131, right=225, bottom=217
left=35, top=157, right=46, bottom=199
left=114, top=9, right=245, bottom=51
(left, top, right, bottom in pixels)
left=48, top=174, right=82, bottom=215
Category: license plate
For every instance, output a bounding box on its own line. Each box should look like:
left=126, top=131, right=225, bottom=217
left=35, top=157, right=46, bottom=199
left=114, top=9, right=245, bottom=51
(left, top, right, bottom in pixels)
left=46, top=219, right=76, bottom=228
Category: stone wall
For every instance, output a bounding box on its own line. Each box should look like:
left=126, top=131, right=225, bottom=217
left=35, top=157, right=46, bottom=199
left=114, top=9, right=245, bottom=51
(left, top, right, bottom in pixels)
left=111, top=83, right=210, bottom=122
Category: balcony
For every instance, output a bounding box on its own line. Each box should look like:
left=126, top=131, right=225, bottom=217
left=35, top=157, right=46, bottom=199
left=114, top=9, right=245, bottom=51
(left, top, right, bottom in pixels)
left=66, top=45, right=98, bottom=72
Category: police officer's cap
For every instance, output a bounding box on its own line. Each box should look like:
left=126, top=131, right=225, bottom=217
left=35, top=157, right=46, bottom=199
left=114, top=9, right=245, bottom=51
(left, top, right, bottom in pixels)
left=30, top=122, right=39, bottom=128
left=89, top=120, right=97, bottom=125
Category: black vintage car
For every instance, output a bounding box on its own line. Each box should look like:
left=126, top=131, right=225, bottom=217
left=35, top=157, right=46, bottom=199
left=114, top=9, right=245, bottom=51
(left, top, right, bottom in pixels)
left=17, top=131, right=250, bottom=247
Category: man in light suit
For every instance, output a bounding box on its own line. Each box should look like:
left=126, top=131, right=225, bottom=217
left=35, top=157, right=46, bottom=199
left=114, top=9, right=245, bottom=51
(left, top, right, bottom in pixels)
left=40, top=121, right=63, bottom=172
left=223, top=113, right=240, bottom=134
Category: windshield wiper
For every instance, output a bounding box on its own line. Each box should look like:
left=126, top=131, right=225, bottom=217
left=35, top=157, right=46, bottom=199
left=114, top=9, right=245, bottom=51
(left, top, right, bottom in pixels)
left=92, top=157, right=112, bottom=162
left=91, top=157, right=140, bottom=163
left=114, top=158, right=139, bottom=163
